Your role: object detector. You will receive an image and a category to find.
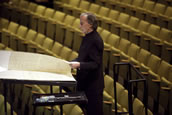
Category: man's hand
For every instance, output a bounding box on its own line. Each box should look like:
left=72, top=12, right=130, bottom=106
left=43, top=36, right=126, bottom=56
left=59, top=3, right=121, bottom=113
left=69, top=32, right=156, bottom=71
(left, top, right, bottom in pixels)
left=69, top=62, right=80, bottom=69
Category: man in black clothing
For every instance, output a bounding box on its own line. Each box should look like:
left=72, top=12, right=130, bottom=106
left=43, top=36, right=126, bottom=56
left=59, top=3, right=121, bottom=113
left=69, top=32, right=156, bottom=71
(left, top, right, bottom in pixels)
left=69, top=13, right=104, bottom=115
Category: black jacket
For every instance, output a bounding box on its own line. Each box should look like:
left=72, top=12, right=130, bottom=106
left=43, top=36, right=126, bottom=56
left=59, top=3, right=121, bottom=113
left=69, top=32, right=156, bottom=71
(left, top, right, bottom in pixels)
left=75, top=30, right=104, bottom=92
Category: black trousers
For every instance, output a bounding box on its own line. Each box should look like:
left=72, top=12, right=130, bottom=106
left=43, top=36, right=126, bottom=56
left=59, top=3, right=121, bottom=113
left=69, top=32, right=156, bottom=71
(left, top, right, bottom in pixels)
left=81, top=89, right=103, bottom=115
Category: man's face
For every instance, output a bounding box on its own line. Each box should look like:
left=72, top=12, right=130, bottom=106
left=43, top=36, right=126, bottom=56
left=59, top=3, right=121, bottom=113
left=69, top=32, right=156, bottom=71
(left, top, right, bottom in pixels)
left=80, top=15, right=92, bottom=34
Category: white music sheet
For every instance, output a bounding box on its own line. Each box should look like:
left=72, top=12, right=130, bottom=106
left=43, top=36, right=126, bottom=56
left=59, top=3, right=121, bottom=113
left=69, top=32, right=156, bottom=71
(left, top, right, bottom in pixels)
left=0, top=66, right=7, bottom=72
left=0, top=50, right=75, bottom=82
left=0, top=50, right=11, bottom=69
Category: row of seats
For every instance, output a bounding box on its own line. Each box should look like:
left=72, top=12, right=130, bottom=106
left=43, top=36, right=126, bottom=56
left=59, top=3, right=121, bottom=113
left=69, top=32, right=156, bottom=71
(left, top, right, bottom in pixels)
left=0, top=94, right=17, bottom=115
left=0, top=0, right=171, bottom=114
left=96, top=0, right=172, bottom=30
left=97, top=27, right=171, bottom=114
left=1, top=0, right=171, bottom=90
left=1, top=0, right=172, bottom=65
left=0, top=27, right=83, bottom=115
left=52, top=0, right=172, bottom=63
left=0, top=18, right=84, bottom=114
left=0, top=2, right=171, bottom=113
left=103, top=75, right=153, bottom=115
left=1, top=0, right=171, bottom=62
left=1, top=1, right=84, bottom=52
left=0, top=15, right=153, bottom=114
left=0, top=18, right=117, bottom=115
left=54, top=0, right=172, bottom=30
left=0, top=20, right=78, bottom=62
left=3, top=0, right=172, bottom=51
left=1, top=17, right=171, bottom=114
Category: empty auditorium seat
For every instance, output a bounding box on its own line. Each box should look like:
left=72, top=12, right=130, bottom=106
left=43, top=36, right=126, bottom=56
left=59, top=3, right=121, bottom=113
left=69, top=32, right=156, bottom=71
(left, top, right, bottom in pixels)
left=1, top=21, right=19, bottom=46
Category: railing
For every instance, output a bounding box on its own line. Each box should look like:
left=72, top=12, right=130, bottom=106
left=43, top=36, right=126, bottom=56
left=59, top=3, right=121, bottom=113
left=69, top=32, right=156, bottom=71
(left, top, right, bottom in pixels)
left=113, top=62, right=148, bottom=115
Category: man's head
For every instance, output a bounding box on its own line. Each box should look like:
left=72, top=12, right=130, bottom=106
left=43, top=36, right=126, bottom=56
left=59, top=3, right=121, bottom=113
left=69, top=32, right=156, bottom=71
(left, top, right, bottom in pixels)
left=80, top=13, right=98, bottom=34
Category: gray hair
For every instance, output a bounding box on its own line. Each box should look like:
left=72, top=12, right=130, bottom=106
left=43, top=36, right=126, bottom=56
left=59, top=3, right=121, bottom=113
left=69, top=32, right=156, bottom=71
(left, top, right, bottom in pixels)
left=80, top=13, right=98, bottom=30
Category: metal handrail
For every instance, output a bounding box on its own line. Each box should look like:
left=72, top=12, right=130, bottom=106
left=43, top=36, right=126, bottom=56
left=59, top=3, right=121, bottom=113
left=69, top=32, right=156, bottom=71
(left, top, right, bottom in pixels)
left=113, top=62, right=148, bottom=115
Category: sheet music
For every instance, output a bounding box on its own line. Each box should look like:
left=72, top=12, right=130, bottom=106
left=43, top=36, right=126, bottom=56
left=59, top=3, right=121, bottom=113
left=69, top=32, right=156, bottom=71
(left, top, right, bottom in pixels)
left=0, top=50, right=11, bottom=69
left=0, top=66, right=7, bottom=72
left=8, top=51, right=71, bottom=75
left=0, top=51, right=75, bottom=82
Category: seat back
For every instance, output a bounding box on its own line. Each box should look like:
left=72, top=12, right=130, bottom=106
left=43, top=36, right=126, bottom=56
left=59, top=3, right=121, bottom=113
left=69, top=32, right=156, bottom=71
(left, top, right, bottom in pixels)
left=59, top=46, right=72, bottom=60
left=146, top=24, right=160, bottom=37
left=153, top=3, right=166, bottom=14
left=98, top=6, right=110, bottom=17
left=142, top=0, right=155, bottom=11
left=34, top=33, right=46, bottom=46
left=25, top=29, right=37, bottom=41
left=106, top=34, right=120, bottom=47
left=118, top=39, right=131, bottom=53
left=147, top=54, right=161, bottom=73
left=119, top=89, right=129, bottom=110
left=127, top=16, right=140, bottom=28
left=137, top=48, right=151, bottom=65
left=108, top=10, right=120, bottom=20
left=16, top=25, right=28, bottom=38
left=63, top=104, right=83, bottom=115
left=164, top=6, right=172, bottom=17
left=161, top=68, right=172, bottom=88
left=88, top=3, right=100, bottom=13
left=104, top=75, right=114, bottom=97
left=63, top=30, right=74, bottom=48
left=0, top=18, right=9, bottom=29
left=100, top=29, right=111, bottom=43
left=43, top=8, right=55, bottom=18
left=79, top=0, right=90, bottom=10
left=53, top=11, right=66, bottom=22
left=69, top=51, right=78, bottom=61
left=35, top=5, right=46, bottom=15
left=7, top=22, right=19, bottom=34
left=27, top=2, right=37, bottom=12
left=127, top=43, right=140, bottom=59
left=18, top=0, right=29, bottom=9
left=133, top=98, right=144, bottom=115
left=42, top=37, right=54, bottom=50
left=159, top=28, right=172, bottom=41
left=104, top=75, right=125, bottom=99
left=157, top=60, right=171, bottom=78
left=97, top=27, right=103, bottom=33
left=63, top=15, right=75, bottom=25
left=69, top=105, right=83, bottom=115
left=132, top=0, right=144, bottom=7
left=51, top=42, right=63, bottom=56
left=137, top=20, right=150, bottom=33
left=68, top=0, right=80, bottom=7
left=117, top=13, right=130, bottom=24
left=72, top=18, right=80, bottom=29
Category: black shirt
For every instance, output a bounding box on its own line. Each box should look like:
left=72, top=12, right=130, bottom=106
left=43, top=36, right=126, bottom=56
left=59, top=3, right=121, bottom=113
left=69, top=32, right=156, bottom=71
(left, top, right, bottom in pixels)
left=75, top=30, right=104, bottom=92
